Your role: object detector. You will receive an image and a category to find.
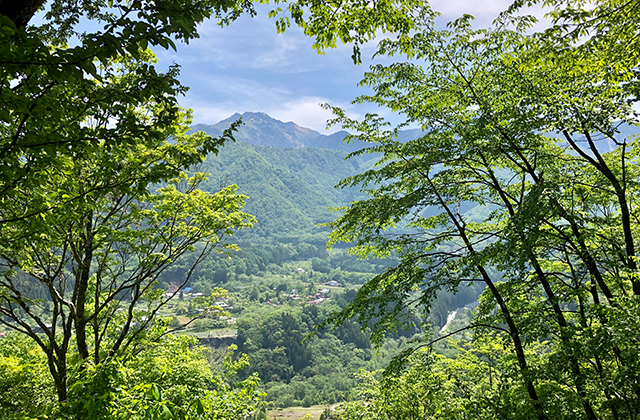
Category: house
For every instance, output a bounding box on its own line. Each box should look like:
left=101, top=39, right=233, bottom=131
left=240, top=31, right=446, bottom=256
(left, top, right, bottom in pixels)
left=289, top=289, right=300, bottom=300
left=325, top=280, right=340, bottom=287
left=32, top=323, right=52, bottom=334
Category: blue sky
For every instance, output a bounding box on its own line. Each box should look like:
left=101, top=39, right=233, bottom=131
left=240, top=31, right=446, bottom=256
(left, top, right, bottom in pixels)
left=153, top=0, right=529, bottom=133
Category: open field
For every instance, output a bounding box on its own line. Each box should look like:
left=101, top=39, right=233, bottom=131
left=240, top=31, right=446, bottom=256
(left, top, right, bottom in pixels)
left=267, top=405, right=331, bottom=420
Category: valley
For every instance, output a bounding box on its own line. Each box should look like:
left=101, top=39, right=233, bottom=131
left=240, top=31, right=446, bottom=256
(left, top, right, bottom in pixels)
left=4, top=1, right=639, bottom=418
left=157, top=112, right=483, bottom=412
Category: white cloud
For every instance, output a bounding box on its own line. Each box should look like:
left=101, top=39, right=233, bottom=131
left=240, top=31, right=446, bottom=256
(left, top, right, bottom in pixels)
left=168, top=0, right=557, bottom=134
left=429, top=0, right=552, bottom=30
left=263, top=96, right=410, bottom=134
left=171, top=7, right=329, bottom=74
left=186, top=103, right=240, bottom=125
left=194, top=75, right=292, bottom=101
left=265, top=97, right=337, bottom=132
left=182, top=92, right=372, bottom=134
left=179, top=76, right=293, bottom=124
left=251, top=28, right=307, bottom=70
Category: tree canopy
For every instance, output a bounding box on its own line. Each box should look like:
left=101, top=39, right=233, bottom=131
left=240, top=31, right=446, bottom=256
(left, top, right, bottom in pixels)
left=324, top=1, right=640, bottom=419
left=0, top=0, right=424, bottom=229
left=0, top=0, right=427, bottom=417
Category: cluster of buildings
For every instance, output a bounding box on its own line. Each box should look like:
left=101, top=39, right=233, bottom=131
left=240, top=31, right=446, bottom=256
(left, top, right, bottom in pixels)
left=263, top=286, right=334, bottom=307
left=305, top=288, right=331, bottom=305
left=163, top=286, right=206, bottom=301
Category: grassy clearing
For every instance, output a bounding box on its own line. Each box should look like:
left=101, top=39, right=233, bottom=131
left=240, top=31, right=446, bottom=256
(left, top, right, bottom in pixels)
left=267, top=405, right=329, bottom=420
left=182, top=329, right=238, bottom=338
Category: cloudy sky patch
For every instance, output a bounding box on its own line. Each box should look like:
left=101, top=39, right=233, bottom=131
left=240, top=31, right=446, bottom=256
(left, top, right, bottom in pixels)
left=157, top=0, right=545, bottom=132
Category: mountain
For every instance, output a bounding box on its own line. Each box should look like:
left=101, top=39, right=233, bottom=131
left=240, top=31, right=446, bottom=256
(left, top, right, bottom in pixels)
left=196, top=139, right=365, bottom=240
left=192, top=112, right=326, bottom=148
left=192, top=111, right=423, bottom=152
left=191, top=112, right=424, bottom=240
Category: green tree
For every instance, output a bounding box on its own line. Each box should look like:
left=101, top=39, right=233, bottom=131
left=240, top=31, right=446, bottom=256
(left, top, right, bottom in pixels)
left=323, top=2, right=640, bottom=419
left=0, top=162, right=254, bottom=406
left=0, top=0, right=425, bottom=416
left=0, top=0, right=424, bottom=231
left=0, top=323, right=264, bottom=419
left=337, top=341, right=558, bottom=420
left=0, top=334, right=56, bottom=419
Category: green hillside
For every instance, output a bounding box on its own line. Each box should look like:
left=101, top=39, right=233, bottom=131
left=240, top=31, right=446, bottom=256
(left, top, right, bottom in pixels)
left=197, top=140, right=363, bottom=238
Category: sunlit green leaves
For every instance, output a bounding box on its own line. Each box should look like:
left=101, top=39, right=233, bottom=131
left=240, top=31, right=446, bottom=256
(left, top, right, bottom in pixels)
left=322, top=1, right=640, bottom=418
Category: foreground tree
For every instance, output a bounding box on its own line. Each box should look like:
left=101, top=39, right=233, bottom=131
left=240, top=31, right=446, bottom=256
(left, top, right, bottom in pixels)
left=324, top=2, right=640, bottom=419
left=0, top=106, right=255, bottom=406
left=0, top=0, right=425, bottom=233
left=337, top=339, right=560, bottom=420
left=0, top=0, right=427, bottom=416
left=0, top=327, right=264, bottom=419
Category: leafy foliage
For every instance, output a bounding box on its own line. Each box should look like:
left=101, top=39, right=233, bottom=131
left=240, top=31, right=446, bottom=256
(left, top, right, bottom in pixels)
left=322, top=1, right=640, bottom=419
left=0, top=328, right=264, bottom=420
left=193, top=137, right=367, bottom=238
left=0, top=0, right=428, bottom=416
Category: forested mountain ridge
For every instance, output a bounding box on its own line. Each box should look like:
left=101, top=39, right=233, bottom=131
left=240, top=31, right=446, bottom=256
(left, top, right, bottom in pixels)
left=191, top=113, right=381, bottom=239
left=190, top=112, right=435, bottom=240
left=193, top=140, right=362, bottom=238
left=193, top=111, right=424, bottom=152
left=192, top=111, right=352, bottom=150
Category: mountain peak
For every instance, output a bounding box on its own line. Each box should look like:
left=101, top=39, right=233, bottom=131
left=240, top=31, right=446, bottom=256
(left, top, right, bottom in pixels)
left=192, top=112, right=321, bottom=149
left=192, top=112, right=375, bottom=151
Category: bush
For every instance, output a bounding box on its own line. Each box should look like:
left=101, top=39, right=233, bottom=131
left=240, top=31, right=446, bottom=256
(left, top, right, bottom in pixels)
left=193, top=317, right=226, bottom=332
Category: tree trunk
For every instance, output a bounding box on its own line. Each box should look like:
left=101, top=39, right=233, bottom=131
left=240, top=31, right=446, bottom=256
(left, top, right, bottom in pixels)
left=0, top=0, right=46, bottom=28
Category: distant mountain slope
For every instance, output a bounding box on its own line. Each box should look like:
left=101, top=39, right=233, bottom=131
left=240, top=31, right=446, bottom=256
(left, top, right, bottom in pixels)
left=192, top=111, right=426, bottom=152
left=191, top=112, right=425, bottom=240
left=197, top=141, right=362, bottom=238
left=193, top=112, right=325, bottom=148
